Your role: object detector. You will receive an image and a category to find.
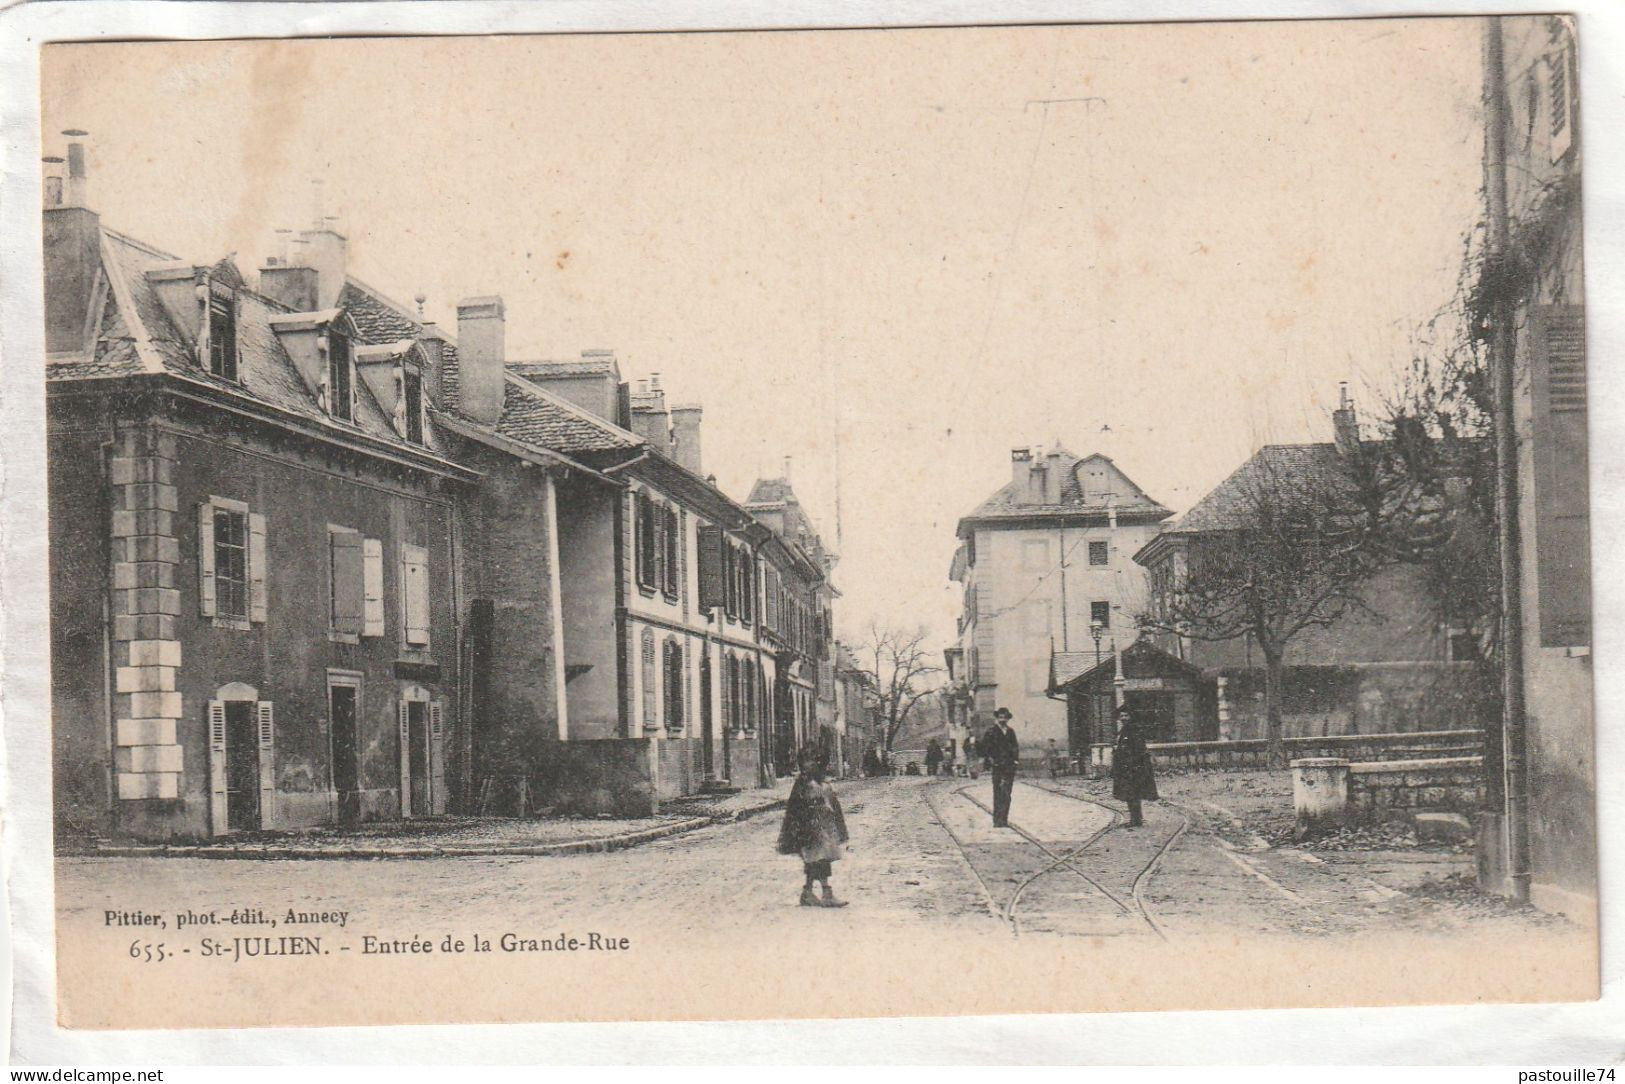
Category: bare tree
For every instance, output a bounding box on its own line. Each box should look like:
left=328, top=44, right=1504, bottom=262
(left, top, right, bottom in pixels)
left=855, top=622, right=943, bottom=755
left=1138, top=452, right=1382, bottom=768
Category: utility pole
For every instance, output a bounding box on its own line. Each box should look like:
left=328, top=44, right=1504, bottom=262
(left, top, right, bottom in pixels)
left=1483, top=15, right=1531, bottom=904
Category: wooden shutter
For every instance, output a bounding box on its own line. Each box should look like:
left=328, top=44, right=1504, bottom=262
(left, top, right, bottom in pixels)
left=256, top=701, right=275, bottom=827
left=640, top=632, right=657, bottom=730
left=330, top=529, right=364, bottom=635
left=1549, top=40, right=1574, bottom=162
left=402, top=543, right=430, bottom=647
left=398, top=700, right=413, bottom=817
left=362, top=538, right=385, bottom=637
left=696, top=524, right=725, bottom=609
left=664, top=508, right=679, bottom=595
left=429, top=701, right=446, bottom=814
left=207, top=700, right=227, bottom=834
left=197, top=503, right=217, bottom=617
left=678, top=510, right=689, bottom=610
left=248, top=512, right=267, bottom=623
left=1530, top=304, right=1590, bottom=646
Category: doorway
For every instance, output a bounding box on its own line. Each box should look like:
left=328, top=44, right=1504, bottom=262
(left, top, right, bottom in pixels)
left=224, top=701, right=259, bottom=831
left=405, top=700, right=431, bottom=816
left=329, top=678, right=361, bottom=827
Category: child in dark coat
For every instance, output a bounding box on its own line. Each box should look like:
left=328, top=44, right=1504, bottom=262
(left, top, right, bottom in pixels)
left=777, top=753, right=851, bottom=907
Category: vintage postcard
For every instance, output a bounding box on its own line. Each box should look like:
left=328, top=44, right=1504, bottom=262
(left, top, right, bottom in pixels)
left=23, top=12, right=1599, bottom=1033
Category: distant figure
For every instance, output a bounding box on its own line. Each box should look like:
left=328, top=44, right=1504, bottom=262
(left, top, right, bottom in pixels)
left=1111, top=707, right=1159, bottom=828
left=964, top=734, right=980, bottom=780
left=863, top=746, right=882, bottom=778
left=981, top=708, right=1020, bottom=828
left=778, top=751, right=851, bottom=907
left=924, top=739, right=944, bottom=777
left=943, top=740, right=958, bottom=777
left=1047, top=738, right=1063, bottom=780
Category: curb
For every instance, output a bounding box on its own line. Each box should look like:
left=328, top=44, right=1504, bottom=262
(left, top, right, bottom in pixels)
left=71, top=797, right=790, bottom=861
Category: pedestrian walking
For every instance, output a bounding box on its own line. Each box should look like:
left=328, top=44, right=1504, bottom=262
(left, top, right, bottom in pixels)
left=964, top=734, right=980, bottom=779
left=777, top=751, right=852, bottom=907
left=1047, top=738, right=1063, bottom=780
left=924, top=738, right=943, bottom=777
left=981, top=708, right=1020, bottom=828
left=1110, top=706, right=1159, bottom=828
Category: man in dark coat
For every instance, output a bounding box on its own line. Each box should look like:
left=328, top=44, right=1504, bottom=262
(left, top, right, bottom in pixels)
left=1110, top=706, right=1159, bottom=827
left=981, top=707, right=1020, bottom=828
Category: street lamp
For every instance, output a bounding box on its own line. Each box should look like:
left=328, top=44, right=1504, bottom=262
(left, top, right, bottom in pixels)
left=1089, top=621, right=1104, bottom=745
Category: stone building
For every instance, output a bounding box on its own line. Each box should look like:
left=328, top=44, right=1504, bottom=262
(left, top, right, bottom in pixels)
left=1132, top=398, right=1491, bottom=744
left=46, top=149, right=478, bottom=841
left=45, top=149, right=837, bottom=838
left=948, top=447, right=1171, bottom=757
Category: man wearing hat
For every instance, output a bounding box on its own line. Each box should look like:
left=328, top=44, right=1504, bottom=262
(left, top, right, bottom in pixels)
left=981, top=707, right=1021, bottom=828
left=1110, top=705, right=1159, bottom=828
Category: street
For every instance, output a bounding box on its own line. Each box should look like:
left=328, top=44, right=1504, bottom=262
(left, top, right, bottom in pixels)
left=56, top=774, right=1547, bottom=945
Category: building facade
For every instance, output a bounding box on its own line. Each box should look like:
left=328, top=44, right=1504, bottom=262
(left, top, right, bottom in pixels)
left=949, top=447, right=1171, bottom=756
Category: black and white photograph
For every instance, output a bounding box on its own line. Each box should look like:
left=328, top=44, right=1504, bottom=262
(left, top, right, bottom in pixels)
left=7, top=5, right=1608, bottom=1043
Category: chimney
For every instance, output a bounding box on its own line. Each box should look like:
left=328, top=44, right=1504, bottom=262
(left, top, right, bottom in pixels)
left=1044, top=448, right=1066, bottom=503
left=42, top=156, right=64, bottom=208
left=258, top=228, right=319, bottom=311
left=295, top=181, right=347, bottom=310
left=418, top=305, right=452, bottom=411
left=1333, top=382, right=1360, bottom=458
left=43, top=130, right=103, bottom=355
left=671, top=404, right=704, bottom=473
left=629, top=378, right=670, bottom=451
left=1010, top=448, right=1034, bottom=503
left=456, top=296, right=507, bottom=424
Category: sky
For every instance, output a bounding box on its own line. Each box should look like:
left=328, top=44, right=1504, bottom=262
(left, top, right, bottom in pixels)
left=41, top=18, right=1487, bottom=652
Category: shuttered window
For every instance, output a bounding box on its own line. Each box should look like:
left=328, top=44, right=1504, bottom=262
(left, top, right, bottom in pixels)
left=400, top=543, right=431, bottom=648
left=636, top=493, right=656, bottom=591
left=328, top=527, right=364, bottom=638
left=1088, top=540, right=1109, bottom=566
left=696, top=523, right=725, bottom=609
left=1549, top=36, right=1575, bottom=162
left=198, top=498, right=264, bottom=625
left=362, top=538, right=385, bottom=637
left=641, top=630, right=658, bottom=731
left=1530, top=304, right=1590, bottom=646
left=327, top=332, right=354, bottom=422
left=663, top=639, right=684, bottom=730
left=662, top=507, right=680, bottom=598
left=403, top=368, right=425, bottom=444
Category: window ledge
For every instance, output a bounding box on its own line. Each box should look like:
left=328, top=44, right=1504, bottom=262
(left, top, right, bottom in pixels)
left=328, top=630, right=361, bottom=645
left=211, top=616, right=253, bottom=632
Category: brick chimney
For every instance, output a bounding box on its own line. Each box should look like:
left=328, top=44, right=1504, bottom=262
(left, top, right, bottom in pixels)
left=43, top=130, right=103, bottom=355
left=671, top=403, right=704, bottom=473
left=1044, top=448, right=1066, bottom=503
left=456, top=296, right=506, bottom=424
left=1333, top=382, right=1360, bottom=458
left=258, top=228, right=319, bottom=311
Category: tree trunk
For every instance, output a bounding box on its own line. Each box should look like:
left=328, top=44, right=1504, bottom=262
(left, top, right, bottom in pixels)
left=1262, top=645, right=1287, bottom=769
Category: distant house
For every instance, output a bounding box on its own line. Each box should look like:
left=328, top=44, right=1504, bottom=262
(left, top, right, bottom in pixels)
left=949, top=446, right=1171, bottom=757
left=1133, top=395, right=1492, bottom=741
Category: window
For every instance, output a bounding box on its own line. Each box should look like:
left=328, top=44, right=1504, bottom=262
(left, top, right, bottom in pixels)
left=207, top=292, right=237, bottom=381
left=1091, top=600, right=1111, bottom=629
left=1088, top=540, right=1109, bottom=566
left=402, top=368, right=425, bottom=444
left=215, top=508, right=249, bottom=619
left=663, top=639, right=684, bottom=730
left=326, top=331, right=353, bottom=422
left=662, top=507, right=680, bottom=598
left=1549, top=35, right=1574, bottom=162
left=1446, top=627, right=1478, bottom=663
left=636, top=494, right=656, bottom=591
left=197, top=498, right=265, bottom=626
left=400, top=543, right=430, bottom=648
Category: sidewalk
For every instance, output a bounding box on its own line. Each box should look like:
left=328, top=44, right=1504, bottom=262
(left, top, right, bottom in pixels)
left=73, top=777, right=798, bottom=860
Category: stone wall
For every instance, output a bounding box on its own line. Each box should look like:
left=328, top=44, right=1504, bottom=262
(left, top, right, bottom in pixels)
left=1147, top=729, right=1485, bottom=771
left=1348, top=757, right=1485, bottom=820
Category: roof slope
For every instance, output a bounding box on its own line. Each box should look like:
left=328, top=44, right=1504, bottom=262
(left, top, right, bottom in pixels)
left=1163, top=443, right=1348, bottom=535
left=961, top=449, right=1170, bottom=528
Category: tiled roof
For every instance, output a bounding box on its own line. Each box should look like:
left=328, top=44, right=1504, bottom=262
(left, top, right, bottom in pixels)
left=1049, top=651, right=1096, bottom=689
left=746, top=478, right=793, bottom=505
left=962, top=448, right=1171, bottom=524
left=340, top=279, right=425, bottom=343
left=50, top=226, right=453, bottom=459
left=1164, top=443, right=1350, bottom=534
left=496, top=375, right=642, bottom=455
left=508, top=359, right=618, bottom=378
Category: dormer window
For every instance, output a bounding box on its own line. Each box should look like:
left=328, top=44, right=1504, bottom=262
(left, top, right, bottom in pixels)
left=327, top=330, right=353, bottom=422
left=206, top=291, right=238, bottom=381
left=403, top=366, right=425, bottom=444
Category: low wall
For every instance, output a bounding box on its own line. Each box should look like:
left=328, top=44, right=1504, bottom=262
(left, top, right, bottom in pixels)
left=1348, top=756, right=1485, bottom=819
left=1291, top=754, right=1486, bottom=830
left=1149, top=729, right=1485, bottom=771
left=533, top=738, right=659, bottom=818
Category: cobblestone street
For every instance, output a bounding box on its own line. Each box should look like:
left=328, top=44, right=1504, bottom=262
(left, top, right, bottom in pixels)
left=57, top=774, right=1559, bottom=948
